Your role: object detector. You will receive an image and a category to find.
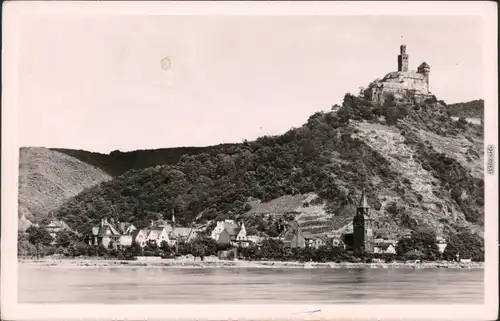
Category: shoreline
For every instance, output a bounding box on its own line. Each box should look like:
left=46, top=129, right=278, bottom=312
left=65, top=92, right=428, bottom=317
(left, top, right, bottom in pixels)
left=18, top=257, right=484, bottom=269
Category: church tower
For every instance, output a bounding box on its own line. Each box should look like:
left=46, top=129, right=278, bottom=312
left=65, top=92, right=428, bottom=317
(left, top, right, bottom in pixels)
left=397, top=45, right=409, bottom=72
left=353, top=191, right=374, bottom=253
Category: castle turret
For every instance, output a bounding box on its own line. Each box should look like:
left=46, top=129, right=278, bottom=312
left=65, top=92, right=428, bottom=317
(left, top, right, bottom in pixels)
left=398, top=45, right=409, bottom=72
left=417, top=62, right=431, bottom=92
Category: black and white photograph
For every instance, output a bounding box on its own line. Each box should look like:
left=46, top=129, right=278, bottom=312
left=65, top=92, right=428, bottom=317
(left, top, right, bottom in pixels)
left=1, top=1, right=498, bottom=320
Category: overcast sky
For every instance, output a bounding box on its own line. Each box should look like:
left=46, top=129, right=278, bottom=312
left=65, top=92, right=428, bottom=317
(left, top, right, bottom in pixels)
left=17, top=14, right=484, bottom=153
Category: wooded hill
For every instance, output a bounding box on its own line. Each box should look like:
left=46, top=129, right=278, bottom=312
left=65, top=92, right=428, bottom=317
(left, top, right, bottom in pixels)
left=52, top=95, right=484, bottom=240
left=447, top=99, right=484, bottom=119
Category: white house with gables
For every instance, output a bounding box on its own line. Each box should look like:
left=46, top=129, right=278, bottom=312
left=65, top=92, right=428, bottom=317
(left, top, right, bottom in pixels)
left=134, top=226, right=172, bottom=248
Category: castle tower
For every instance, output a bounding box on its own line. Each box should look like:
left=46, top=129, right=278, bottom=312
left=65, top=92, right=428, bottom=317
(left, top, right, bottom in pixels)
left=417, top=62, right=431, bottom=92
left=353, top=191, right=374, bottom=253
left=397, top=45, right=409, bottom=72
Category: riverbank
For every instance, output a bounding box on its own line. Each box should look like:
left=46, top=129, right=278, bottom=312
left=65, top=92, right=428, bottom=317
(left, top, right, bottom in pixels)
left=18, top=257, right=483, bottom=269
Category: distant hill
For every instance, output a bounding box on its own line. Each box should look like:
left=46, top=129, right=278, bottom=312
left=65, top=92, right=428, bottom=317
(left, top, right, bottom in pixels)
left=53, top=144, right=238, bottom=177
left=18, top=147, right=112, bottom=228
left=447, top=99, right=484, bottom=119
left=53, top=95, right=484, bottom=240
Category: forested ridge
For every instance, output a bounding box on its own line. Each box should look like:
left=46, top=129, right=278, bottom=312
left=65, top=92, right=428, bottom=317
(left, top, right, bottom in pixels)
left=52, top=144, right=237, bottom=177
left=446, top=99, right=484, bottom=119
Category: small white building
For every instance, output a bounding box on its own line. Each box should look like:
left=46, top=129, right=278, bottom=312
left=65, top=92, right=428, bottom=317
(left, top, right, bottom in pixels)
left=436, top=236, right=447, bottom=254
left=374, top=243, right=396, bottom=254
left=311, top=237, right=327, bottom=250
left=211, top=219, right=237, bottom=241
left=135, top=227, right=172, bottom=248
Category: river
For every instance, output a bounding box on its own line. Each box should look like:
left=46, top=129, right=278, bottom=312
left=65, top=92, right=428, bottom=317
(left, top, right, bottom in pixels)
left=18, top=265, right=483, bottom=304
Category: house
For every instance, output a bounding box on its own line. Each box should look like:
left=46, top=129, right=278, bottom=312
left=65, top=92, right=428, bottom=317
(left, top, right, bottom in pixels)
left=213, top=221, right=250, bottom=248
left=311, top=236, right=327, bottom=249
left=45, top=219, right=73, bottom=240
left=134, top=227, right=172, bottom=248
left=118, top=222, right=137, bottom=235
left=210, top=220, right=250, bottom=247
left=325, top=233, right=346, bottom=249
left=170, top=227, right=198, bottom=244
left=89, top=218, right=122, bottom=249
left=282, top=223, right=315, bottom=249
left=374, top=243, right=396, bottom=254
left=211, top=219, right=238, bottom=241
left=116, top=222, right=137, bottom=247
left=88, top=219, right=137, bottom=248
left=435, top=236, right=447, bottom=254
left=302, top=232, right=316, bottom=247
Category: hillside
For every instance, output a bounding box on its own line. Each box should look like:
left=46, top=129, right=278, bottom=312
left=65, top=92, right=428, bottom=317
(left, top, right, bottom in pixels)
left=53, top=94, right=484, bottom=240
left=447, top=99, right=484, bottom=119
left=53, top=144, right=237, bottom=177
left=18, top=147, right=112, bottom=228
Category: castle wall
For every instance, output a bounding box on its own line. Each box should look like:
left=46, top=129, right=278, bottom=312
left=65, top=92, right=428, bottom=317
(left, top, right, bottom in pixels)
left=382, top=79, right=428, bottom=94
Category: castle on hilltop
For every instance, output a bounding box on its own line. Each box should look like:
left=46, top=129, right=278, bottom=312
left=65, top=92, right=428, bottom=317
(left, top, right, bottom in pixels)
left=362, top=45, right=434, bottom=104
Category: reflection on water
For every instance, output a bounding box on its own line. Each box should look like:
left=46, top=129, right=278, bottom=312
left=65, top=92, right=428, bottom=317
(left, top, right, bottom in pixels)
left=18, top=266, right=483, bottom=304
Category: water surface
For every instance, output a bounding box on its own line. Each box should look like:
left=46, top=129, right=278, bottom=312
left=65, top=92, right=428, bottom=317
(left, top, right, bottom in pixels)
left=18, top=265, right=483, bottom=304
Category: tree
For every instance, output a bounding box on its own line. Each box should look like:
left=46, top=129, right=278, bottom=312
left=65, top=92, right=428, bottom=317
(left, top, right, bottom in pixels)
left=190, top=242, right=206, bottom=260
left=259, top=239, right=285, bottom=260
left=56, top=230, right=77, bottom=248
left=193, top=236, right=218, bottom=257
left=18, top=232, right=37, bottom=257
left=160, top=240, right=171, bottom=255
left=26, top=226, right=53, bottom=258
left=144, top=240, right=160, bottom=256
left=98, top=244, right=108, bottom=256
left=443, top=229, right=484, bottom=261
left=238, top=244, right=260, bottom=260
left=396, top=229, right=440, bottom=260
left=125, top=241, right=143, bottom=258
left=69, top=242, right=90, bottom=257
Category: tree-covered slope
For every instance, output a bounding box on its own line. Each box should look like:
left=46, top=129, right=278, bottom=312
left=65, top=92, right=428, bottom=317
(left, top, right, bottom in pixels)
left=54, top=94, right=484, bottom=240
left=447, top=99, right=484, bottom=119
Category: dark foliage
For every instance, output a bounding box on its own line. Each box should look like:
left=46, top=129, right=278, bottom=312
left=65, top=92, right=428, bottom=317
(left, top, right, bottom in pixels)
left=26, top=226, right=54, bottom=258
left=447, top=99, right=484, bottom=119
left=443, top=228, right=484, bottom=262
left=395, top=229, right=440, bottom=260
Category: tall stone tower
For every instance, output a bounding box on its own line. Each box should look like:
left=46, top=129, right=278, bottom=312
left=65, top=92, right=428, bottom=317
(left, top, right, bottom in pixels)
left=353, top=192, right=374, bottom=253
left=417, top=62, right=431, bottom=92
left=397, top=44, right=409, bottom=72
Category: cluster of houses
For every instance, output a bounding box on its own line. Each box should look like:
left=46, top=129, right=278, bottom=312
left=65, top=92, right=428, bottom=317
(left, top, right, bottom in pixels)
left=279, top=221, right=399, bottom=254
left=41, top=193, right=450, bottom=257
left=42, top=217, right=448, bottom=256
left=86, top=218, right=199, bottom=250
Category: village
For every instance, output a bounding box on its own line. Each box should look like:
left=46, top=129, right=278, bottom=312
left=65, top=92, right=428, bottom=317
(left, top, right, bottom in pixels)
left=29, top=192, right=464, bottom=264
